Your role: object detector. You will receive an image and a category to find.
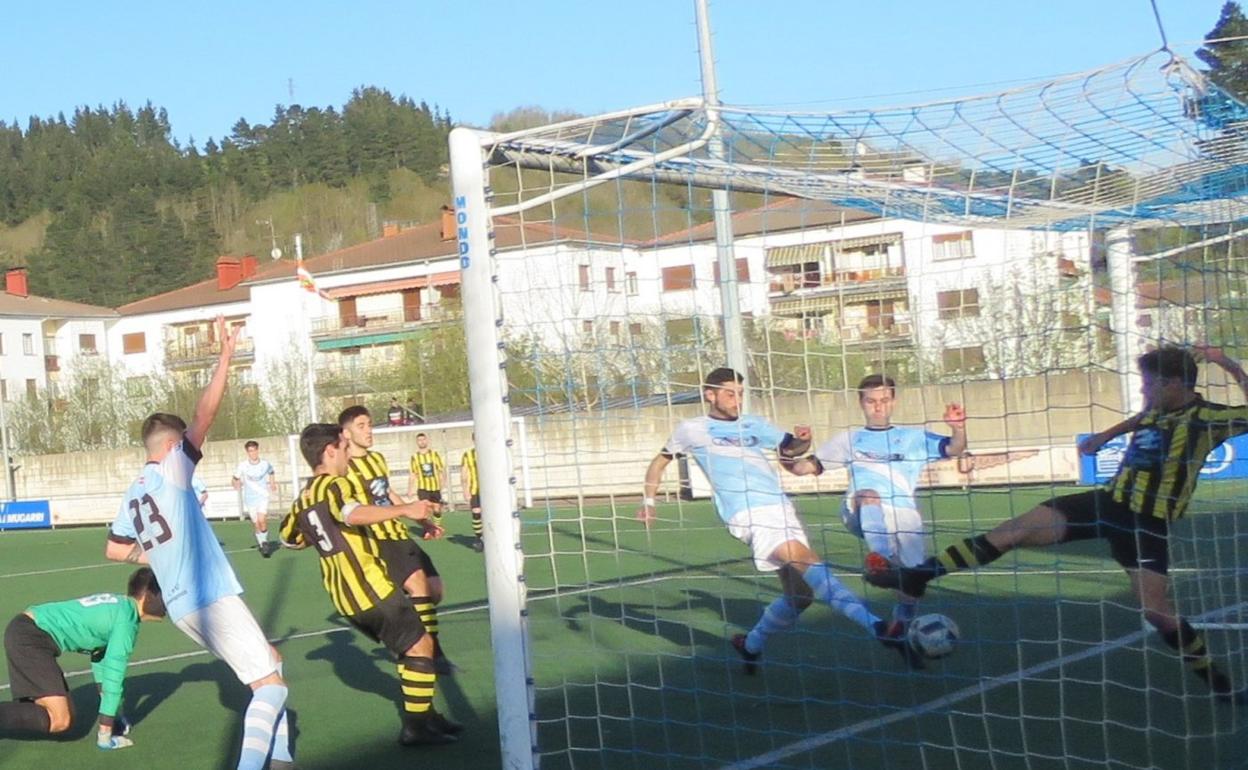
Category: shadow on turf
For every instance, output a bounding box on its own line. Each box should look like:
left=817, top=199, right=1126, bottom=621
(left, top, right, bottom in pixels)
left=305, top=616, right=480, bottom=730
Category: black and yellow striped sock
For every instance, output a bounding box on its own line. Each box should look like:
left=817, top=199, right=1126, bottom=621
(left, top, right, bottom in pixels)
left=432, top=509, right=444, bottom=528
left=936, top=535, right=1002, bottom=574
left=412, top=596, right=439, bottom=639
left=1162, top=619, right=1234, bottom=693
left=471, top=513, right=483, bottom=539
left=398, top=656, right=437, bottom=716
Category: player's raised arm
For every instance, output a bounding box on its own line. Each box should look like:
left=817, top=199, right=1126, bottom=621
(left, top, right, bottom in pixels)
left=1197, top=345, right=1248, bottom=401
left=944, top=403, right=968, bottom=456
left=638, top=452, right=673, bottom=527
left=186, top=316, right=241, bottom=450
left=1078, top=413, right=1145, bottom=455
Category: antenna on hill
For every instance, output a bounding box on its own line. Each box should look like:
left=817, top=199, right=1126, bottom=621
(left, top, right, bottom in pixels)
left=288, top=77, right=295, bottom=103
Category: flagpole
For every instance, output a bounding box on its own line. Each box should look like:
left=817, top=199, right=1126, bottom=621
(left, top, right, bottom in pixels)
left=296, top=233, right=318, bottom=423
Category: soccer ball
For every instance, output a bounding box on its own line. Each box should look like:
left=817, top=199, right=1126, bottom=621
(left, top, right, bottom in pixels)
left=906, top=613, right=960, bottom=659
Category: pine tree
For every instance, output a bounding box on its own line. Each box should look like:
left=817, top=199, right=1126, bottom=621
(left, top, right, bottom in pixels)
left=1197, top=2, right=1248, bottom=99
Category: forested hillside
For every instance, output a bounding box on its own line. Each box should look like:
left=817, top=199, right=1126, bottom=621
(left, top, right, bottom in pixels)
left=0, top=87, right=453, bottom=306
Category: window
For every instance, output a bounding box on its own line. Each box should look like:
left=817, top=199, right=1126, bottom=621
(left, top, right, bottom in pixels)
left=123, top=332, right=147, bottom=354
left=581, top=319, right=594, bottom=347
left=609, top=321, right=621, bottom=345
left=79, top=333, right=97, bottom=354
left=578, top=264, right=591, bottom=292
left=625, top=271, right=639, bottom=296
left=937, top=288, right=980, bottom=320
left=662, top=265, right=695, bottom=292
left=0, top=381, right=5, bottom=400
left=629, top=322, right=643, bottom=339
left=932, top=231, right=975, bottom=261
left=943, top=346, right=985, bottom=374
left=605, top=267, right=618, bottom=293
left=0, top=333, right=4, bottom=355
left=713, top=258, right=751, bottom=285
left=22, top=333, right=33, bottom=355
left=25, top=379, right=37, bottom=400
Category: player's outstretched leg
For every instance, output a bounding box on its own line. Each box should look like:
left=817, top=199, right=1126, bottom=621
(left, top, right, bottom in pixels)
left=865, top=534, right=1004, bottom=598
left=1158, top=618, right=1245, bottom=703
left=733, top=581, right=808, bottom=674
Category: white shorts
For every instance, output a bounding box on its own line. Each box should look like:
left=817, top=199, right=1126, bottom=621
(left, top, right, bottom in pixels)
left=244, top=503, right=269, bottom=521
left=726, top=501, right=809, bottom=572
left=174, top=595, right=278, bottom=685
left=841, top=498, right=927, bottom=567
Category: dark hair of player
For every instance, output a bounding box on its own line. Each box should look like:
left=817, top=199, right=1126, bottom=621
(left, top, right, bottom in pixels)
left=416, top=432, right=428, bottom=439
left=141, top=413, right=187, bottom=443
left=704, top=367, right=744, bottom=388
left=243, top=440, right=259, bottom=450
left=127, top=567, right=167, bottom=618
left=857, top=374, right=897, bottom=396
left=300, top=423, right=344, bottom=469
left=338, top=405, right=371, bottom=427
left=1138, top=347, right=1199, bottom=388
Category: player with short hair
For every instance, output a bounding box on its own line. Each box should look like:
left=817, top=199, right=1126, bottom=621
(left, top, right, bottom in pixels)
left=866, top=346, right=1248, bottom=701
left=461, top=442, right=482, bottom=552
left=638, top=367, right=917, bottom=674
left=233, top=440, right=278, bottom=557
left=104, top=317, right=294, bottom=770
left=786, top=374, right=966, bottom=647
left=0, top=568, right=165, bottom=749
left=338, top=406, right=453, bottom=673
left=280, top=423, right=461, bottom=745
left=408, top=432, right=450, bottom=530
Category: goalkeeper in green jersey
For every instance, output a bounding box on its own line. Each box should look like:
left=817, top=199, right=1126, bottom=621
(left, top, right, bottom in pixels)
left=0, top=568, right=166, bottom=749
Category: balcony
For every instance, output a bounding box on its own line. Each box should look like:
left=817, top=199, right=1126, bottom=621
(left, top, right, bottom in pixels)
left=833, top=322, right=914, bottom=348
left=310, top=303, right=462, bottom=347
left=770, top=266, right=907, bottom=298
left=164, top=336, right=256, bottom=369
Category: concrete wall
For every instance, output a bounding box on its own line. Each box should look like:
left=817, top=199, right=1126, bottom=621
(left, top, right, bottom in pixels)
left=11, top=367, right=1245, bottom=527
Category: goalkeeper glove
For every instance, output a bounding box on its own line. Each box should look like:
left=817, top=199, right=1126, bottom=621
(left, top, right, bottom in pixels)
left=97, top=733, right=134, bottom=750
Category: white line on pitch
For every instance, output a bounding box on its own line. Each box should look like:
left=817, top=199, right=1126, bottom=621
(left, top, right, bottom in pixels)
left=0, top=571, right=726, bottom=692
left=0, top=548, right=257, bottom=580
left=716, top=601, right=1248, bottom=770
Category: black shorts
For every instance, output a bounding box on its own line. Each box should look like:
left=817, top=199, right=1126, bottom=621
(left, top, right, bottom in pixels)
left=1048, top=489, right=1171, bottom=574
left=347, top=590, right=427, bottom=658
left=416, top=489, right=443, bottom=505
left=4, top=614, right=67, bottom=701
left=377, top=537, right=439, bottom=583
left=469, top=493, right=481, bottom=509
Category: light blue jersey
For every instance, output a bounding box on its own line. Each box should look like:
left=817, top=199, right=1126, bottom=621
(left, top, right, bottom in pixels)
left=234, top=458, right=275, bottom=509
left=110, top=441, right=243, bottom=622
left=815, top=426, right=949, bottom=515
left=664, top=414, right=789, bottom=523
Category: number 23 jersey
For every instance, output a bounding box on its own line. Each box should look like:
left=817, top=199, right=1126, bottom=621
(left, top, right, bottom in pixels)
left=109, top=441, right=243, bottom=623
left=279, top=473, right=396, bottom=617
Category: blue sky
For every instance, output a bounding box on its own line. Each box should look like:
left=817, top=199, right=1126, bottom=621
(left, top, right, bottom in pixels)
left=0, top=0, right=1222, bottom=147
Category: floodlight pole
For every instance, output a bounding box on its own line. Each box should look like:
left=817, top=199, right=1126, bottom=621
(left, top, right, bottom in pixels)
left=695, top=0, right=749, bottom=384
left=0, top=393, right=13, bottom=500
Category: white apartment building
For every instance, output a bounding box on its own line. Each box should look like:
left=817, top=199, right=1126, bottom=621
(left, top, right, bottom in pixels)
left=0, top=268, right=116, bottom=400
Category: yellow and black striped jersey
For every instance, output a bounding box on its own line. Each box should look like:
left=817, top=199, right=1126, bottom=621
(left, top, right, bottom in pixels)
left=280, top=474, right=395, bottom=617
left=410, top=450, right=445, bottom=492
left=462, top=448, right=479, bottom=495
left=345, top=451, right=409, bottom=541
left=1109, top=397, right=1248, bottom=520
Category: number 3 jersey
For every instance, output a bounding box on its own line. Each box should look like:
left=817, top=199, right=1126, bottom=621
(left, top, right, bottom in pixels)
left=279, top=473, right=397, bottom=617
left=109, top=441, right=243, bottom=623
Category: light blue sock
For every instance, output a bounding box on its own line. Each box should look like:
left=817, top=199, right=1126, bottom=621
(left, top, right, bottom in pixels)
left=268, top=662, right=293, bottom=763
left=745, top=596, right=801, bottom=654
left=238, top=684, right=287, bottom=770
left=892, top=600, right=917, bottom=626
left=802, top=563, right=880, bottom=633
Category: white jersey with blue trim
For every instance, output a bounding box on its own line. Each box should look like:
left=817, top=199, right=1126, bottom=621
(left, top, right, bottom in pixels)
left=663, top=414, right=789, bottom=523
left=233, top=458, right=274, bottom=508
left=815, top=426, right=949, bottom=513
left=111, top=441, right=243, bottom=622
